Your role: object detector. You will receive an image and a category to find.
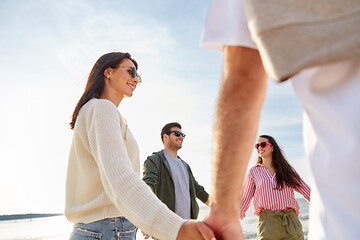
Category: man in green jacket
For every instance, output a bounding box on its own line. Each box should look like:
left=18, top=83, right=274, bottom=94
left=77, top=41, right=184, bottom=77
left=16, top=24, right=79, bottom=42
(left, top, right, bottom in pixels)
left=143, top=122, right=210, bottom=221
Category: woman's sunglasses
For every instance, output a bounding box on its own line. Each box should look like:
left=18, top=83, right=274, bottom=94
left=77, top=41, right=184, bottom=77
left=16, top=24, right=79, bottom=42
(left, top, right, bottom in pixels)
left=119, top=66, right=142, bottom=85
left=166, top=130, right=186, bottom=138
left=255, top=141, right=273, bottom=149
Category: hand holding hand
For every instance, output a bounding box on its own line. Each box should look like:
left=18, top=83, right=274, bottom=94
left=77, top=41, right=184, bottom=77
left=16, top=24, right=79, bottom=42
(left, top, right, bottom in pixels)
left=176, top=220, right=216, bottom=240
left=203, top=205, right=244, bottom=240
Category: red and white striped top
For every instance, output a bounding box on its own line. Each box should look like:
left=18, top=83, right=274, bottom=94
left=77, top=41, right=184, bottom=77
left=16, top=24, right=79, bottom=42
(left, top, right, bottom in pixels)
left=240, top=164, right=311, bottom=219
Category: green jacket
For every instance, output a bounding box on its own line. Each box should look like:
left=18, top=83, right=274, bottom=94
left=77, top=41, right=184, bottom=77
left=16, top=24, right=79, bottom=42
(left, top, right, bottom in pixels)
left=142, top=150, right=209, bottom=219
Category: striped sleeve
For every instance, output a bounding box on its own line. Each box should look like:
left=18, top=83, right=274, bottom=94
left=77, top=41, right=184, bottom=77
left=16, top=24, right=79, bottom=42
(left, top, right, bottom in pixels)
left=292, top=167, right=311, bottom=202
left=240, top=169, right=256, bottom=219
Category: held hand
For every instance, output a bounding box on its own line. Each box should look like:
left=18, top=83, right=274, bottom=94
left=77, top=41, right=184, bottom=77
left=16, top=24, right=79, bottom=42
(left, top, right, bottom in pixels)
left=203, top=206, right=244, bottom=240
left=176, top=220, right=216, bottom=240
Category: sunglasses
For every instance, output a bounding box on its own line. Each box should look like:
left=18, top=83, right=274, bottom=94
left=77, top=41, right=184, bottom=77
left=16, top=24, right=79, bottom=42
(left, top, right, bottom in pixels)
left=255, top=141, right=273, bottom=149
left=166, top=130, right=186, bottom=138
left=119, top=66, right=142, bottom=85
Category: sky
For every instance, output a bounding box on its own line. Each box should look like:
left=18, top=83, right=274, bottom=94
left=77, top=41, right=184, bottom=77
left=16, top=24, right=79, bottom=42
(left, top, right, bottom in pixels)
left=0, top=0, right=312, bottom=215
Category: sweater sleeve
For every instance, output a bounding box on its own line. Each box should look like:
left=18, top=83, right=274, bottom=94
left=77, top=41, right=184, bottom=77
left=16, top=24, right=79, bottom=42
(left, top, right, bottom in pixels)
left=88, top=101, right=185, bottom=240
left=240, top=170, right=255, bottom=219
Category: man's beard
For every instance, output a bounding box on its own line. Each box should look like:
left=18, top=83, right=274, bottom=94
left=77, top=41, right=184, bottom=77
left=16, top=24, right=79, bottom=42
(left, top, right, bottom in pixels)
left=170, top=140, right=182, bottom=150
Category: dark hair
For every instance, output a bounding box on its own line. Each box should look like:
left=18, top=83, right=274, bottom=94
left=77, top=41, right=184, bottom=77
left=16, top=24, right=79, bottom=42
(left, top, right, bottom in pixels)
left=69, top=52, right=138, bottom=129
left=257, top=135, right=301, bottom=190
left=161, top=122, right=182, bottom=143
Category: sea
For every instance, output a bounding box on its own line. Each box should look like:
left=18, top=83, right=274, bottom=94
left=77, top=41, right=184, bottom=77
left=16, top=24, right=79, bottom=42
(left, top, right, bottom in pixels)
left=0, top=198, right=309, bottom=240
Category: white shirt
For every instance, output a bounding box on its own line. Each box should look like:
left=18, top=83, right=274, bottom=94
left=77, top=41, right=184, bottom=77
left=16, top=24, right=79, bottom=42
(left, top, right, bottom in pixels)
left=201, top=1, right=360, bottom=239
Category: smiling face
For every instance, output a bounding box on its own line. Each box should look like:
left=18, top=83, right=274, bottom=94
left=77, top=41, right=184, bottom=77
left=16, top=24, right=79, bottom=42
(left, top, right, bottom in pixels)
left=104, top=58, right=139, bottom=101
left=257, top=137, right=274, bottom=159
left=164, top=127, right=184, bottom=151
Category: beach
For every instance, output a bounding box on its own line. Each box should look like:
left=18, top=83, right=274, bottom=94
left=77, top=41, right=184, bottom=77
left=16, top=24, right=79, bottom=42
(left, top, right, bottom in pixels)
left=0, top=198, right=309, bottom=240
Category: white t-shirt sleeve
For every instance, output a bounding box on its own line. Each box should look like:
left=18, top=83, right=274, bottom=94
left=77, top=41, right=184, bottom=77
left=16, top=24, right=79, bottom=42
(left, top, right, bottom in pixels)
left=200, top=0, right=257, bottom=51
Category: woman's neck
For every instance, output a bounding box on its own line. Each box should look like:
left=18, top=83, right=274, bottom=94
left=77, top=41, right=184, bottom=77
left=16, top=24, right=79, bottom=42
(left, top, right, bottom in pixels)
left=262, top=157, right=275, bottom=171
left=100, top=90, right=122, bottom=107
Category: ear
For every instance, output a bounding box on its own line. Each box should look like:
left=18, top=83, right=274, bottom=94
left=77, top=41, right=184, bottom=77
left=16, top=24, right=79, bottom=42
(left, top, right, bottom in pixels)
left=163, top=134, right=169, bottom=143
left=104, top=68, right=111, bottom=79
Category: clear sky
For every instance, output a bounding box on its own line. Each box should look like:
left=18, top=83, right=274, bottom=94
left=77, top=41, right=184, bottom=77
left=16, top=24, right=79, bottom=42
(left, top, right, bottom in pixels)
left=0, top=0, right=312, bottom=215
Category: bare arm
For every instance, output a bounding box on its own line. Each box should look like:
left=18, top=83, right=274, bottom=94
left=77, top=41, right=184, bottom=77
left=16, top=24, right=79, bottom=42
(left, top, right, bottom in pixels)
left=204, top=46, right=267, bottom=239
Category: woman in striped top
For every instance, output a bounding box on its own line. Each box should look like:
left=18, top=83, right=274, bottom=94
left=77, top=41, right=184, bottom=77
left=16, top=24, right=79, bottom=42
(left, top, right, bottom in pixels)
left=240, top=135, right=310, bottom=240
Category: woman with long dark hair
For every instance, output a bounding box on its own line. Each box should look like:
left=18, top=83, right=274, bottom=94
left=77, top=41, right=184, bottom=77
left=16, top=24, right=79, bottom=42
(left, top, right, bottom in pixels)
left=240, top=135, right=311, bottom=240
left=65, top=52, right=215, bottom=240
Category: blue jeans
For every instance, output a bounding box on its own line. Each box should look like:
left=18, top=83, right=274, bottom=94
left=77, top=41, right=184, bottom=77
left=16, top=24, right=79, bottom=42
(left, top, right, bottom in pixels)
left=69, top=217, right=137, bottom=240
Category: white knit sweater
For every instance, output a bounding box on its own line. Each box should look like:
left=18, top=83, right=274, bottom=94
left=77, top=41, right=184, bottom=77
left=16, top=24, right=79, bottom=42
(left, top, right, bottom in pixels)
left=65, top=99, right=185, bottom=240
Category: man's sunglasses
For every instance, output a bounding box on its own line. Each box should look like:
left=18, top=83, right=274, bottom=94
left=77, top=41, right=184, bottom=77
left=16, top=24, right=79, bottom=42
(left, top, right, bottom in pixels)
left=119, top=66, right=142, bottom=85
left=255, top=141, right=273, bottom=149
left=166, top=130, right=186, bottom=138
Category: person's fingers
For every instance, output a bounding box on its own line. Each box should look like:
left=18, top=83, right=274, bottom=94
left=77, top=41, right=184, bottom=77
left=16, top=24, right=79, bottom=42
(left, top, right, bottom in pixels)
left=141, top=231, right=150, bottom=239
left=195, top=221, right=216, bottom=240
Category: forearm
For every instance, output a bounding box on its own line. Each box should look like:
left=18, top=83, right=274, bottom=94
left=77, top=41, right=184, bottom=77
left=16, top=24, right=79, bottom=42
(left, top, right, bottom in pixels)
left=297, top=179, right=311, bottom=202
left=195, top=184, right=209, bottom=204
left=240, top=174, right=255, bottom=219
left=293, top=167, right=311, bottom=202
left=211, top=46, right=267, bottom=219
